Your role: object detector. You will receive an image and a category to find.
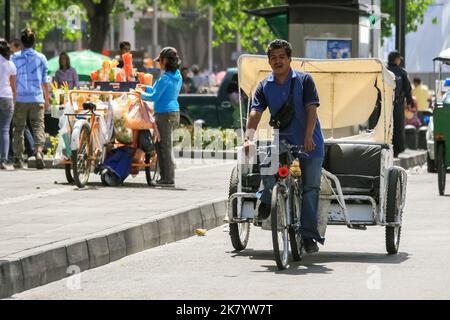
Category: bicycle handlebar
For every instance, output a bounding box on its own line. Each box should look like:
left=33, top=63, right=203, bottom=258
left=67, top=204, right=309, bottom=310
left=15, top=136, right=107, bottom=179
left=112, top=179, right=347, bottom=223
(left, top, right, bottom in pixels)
left=256, top=143, right=309, bottom=158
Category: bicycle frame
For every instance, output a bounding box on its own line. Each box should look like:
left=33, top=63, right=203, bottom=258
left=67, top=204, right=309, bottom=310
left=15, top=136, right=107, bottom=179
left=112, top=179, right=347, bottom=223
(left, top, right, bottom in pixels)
left=63, top=90, right=142, bottom=166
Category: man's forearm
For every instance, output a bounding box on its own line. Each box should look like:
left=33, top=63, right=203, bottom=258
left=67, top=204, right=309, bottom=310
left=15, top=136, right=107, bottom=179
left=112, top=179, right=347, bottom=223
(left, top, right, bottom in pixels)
left=42, top=83, right=50, bottom=100
left=245, top=110, right=262, bottom=141
left=305, top=105, right=318, bottom=137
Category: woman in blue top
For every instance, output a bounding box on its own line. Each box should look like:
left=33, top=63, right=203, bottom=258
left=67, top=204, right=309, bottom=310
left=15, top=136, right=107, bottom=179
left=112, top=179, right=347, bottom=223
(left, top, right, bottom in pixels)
left=138, top=47, right=182, bottom=187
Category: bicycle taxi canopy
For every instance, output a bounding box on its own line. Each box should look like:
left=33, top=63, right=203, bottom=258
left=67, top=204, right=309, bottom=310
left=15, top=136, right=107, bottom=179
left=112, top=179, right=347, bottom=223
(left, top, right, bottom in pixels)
left=237, top=55, right=396, bottom=144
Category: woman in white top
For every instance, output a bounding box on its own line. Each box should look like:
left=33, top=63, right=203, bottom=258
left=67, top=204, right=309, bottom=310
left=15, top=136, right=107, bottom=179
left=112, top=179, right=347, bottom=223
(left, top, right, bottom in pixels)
left=0, top=39, right=16, bottom=170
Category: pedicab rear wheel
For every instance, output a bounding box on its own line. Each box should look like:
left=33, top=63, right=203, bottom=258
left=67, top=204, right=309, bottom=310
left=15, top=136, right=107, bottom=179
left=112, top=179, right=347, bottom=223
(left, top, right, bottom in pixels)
left=271, top=184, right=289, bottom=270
left=436, top=143, right=446, bottom=196
left=145, top=152, right=159, bottom=186
left=289, top=181, right=302, bottom=262
left=65, top=164, right=74, bottom=184
left=385, top=168, right=403, bottom=254
left=229, top=166, right=250, bottom=251
left=72, top=124, right=92, bottom=188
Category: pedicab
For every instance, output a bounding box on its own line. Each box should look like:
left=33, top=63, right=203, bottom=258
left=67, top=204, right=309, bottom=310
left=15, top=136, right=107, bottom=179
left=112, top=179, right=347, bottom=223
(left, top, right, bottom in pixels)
left=432, top=48, right=450, bottom=195
left=227, top=55, right=407, bottom=270
left=56, top=90, right=159, bottom=188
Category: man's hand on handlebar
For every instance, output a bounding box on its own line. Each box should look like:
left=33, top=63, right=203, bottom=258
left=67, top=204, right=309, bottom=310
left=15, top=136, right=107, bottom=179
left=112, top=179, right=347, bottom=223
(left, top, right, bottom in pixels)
left=244, top=138, right=256, bottom=156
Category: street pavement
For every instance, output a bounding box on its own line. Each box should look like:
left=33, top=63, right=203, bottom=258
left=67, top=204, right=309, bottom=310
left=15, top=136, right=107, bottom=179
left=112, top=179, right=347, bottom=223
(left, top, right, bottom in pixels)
left=10, top=166, right=450, bottom=300
left=0, top=158, right=235, bottom=258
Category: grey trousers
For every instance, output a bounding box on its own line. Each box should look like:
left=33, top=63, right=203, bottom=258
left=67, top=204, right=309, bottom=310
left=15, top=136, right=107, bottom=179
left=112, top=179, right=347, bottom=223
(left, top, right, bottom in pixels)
left=155, top=112, right=180, bottom=183
left=13, top=102, right=45, bottom=158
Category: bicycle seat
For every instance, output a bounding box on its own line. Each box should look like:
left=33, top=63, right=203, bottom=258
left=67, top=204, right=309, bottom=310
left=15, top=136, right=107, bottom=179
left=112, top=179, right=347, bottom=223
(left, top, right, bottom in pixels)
left=82, top=102, right=97, bottom=111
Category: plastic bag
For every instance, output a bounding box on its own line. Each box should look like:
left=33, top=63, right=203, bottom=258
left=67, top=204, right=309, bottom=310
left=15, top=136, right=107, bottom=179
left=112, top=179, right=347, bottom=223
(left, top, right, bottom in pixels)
left=53, top=102, right=75, bottom=166
left=124, top=100, right=154, bottom=130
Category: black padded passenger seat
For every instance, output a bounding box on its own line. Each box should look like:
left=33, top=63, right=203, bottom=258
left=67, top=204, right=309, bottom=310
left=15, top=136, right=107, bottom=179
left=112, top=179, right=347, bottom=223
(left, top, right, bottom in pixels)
left=324, top=143, right=383, bottom=195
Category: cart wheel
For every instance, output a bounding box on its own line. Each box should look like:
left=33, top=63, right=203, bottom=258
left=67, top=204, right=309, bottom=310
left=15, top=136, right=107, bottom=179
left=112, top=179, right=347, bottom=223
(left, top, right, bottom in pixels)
left=437, top=143, right=446, bottom=196
left=100, top=168, right=121, bottom=187
left=289, top=180, right=302, bottom=262
left=72, top=124, right=92, bottom=188
left=65, top=164, right=74, bottom=184
left=100, top=169, right=108, bottom=186
left=385, top=168, right=403, bottom=254
left=145, top=152, right=159, bottom=186
left=228, top=166, right=250, bottom=251
left=271, top=184, right=289, bottom=270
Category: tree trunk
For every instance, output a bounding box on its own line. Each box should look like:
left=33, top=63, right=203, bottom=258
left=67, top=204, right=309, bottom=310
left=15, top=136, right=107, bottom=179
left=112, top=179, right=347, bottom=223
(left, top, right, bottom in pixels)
left=83, top=0, right=116, bottom=52
left=88, top=14, right=110, bottom=52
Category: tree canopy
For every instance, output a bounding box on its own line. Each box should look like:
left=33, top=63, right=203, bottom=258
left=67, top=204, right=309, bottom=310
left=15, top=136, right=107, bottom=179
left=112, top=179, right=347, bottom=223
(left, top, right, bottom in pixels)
left=24, top=0, right=436, bottom=53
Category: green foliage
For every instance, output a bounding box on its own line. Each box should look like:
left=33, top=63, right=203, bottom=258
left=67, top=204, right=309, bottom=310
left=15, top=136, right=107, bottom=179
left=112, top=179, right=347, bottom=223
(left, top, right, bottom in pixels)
left=162, top=0, right=285, bottom=53
left=25, top=0, right=436, bottom=53
left=23, top=0, right=86, bottom=50
left=46, top=135, right=60, bottom=157
left=380, top=0, right=436, bottom=39
left=176, top=125, right=240, bottom=150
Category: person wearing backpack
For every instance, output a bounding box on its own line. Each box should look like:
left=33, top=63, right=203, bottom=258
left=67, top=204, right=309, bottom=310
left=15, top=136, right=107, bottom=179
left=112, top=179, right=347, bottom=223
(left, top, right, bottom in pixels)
left=244, top=39, right=325, bottom=254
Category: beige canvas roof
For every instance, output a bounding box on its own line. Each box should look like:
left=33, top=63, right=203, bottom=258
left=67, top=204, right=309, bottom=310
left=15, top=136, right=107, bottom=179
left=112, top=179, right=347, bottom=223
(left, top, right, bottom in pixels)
left=238, top=55, right=396, bottom=144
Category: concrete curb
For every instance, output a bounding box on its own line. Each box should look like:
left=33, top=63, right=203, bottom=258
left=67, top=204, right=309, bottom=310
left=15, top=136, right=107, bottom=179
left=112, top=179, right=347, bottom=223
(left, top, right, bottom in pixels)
left=0, top=199, right=227, bottom=299
left=394, top=150, right=427, bottom=169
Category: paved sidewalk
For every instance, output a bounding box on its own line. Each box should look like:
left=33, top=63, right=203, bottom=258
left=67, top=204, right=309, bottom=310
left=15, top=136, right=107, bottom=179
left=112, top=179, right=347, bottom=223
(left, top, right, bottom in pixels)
left=0, top=159, right=235, bottom=298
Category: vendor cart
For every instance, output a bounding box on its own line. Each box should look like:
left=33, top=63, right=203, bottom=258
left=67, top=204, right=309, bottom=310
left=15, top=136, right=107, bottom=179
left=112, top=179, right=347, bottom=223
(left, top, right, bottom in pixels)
left=56, top=90, right=159, bottom=188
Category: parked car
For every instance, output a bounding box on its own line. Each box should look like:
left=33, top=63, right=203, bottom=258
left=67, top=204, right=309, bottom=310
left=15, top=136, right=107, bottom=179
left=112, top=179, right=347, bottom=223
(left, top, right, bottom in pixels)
left=178, top=68, right=247, bottom=129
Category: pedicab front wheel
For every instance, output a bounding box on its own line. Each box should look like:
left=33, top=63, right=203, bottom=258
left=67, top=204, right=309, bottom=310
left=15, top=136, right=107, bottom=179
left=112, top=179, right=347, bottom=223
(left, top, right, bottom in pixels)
left=72, top=124, right=92, bottom=188
left=271, top=184, right=289, bottom=270
left=228, top=166, right=250, bottom=251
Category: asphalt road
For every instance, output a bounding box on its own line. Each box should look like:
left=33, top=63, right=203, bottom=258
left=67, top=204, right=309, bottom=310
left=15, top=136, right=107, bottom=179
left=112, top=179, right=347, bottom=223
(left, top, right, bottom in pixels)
left=9, top=167, right=450, bottom=300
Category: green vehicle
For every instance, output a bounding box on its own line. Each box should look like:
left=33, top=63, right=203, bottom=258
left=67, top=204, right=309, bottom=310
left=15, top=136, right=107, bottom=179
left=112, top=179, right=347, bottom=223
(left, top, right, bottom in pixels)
left=178, top=68, right=246, bottom=128
left=432, top=48, right=450, bottom=196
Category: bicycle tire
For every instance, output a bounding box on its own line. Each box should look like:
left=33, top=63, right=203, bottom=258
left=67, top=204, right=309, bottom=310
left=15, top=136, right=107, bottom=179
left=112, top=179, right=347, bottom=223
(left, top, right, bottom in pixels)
left=145, top=152, right=159, bottom=186
left=289, top=180, right=302, bottom=261
left=437, top=143, right=446, bottom=196
left=385, top=168, right=403, bottom=254
left=229, top=166, right=250, bottom=251
left=271, top=184, right=289, bottom=270
left=65, top=163, right=74, bottom=184
left=72, top=124, right=92, bottom=188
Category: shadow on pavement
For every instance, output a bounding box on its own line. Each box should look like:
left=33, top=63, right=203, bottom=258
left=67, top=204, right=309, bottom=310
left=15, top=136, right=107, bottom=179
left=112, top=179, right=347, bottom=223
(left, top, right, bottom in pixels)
left=229, top=249, right=409, bottom=275
left=65, top=182, right=187, bottom=191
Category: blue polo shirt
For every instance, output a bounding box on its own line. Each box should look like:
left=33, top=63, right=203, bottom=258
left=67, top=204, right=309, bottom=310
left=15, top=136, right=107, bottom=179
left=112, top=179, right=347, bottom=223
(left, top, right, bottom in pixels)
left=251, top=69, right=324, bottom=158
left=12, top=48, right=49, bottom=103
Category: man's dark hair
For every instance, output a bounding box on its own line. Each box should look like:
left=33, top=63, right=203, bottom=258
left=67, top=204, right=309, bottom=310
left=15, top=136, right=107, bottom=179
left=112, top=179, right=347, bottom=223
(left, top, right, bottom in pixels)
left=21, top=28, right=36, bottom=48
left=413, top=77, right=421, bottom=85
left=119, top=41, right=131, bottom=52
left=267, top=39, right=292, bottom=58
left=0, top=38, right=12, bottom=59
left=388, top=51, right=402, bottom=65
left=11, top=38, right=21, bottom=50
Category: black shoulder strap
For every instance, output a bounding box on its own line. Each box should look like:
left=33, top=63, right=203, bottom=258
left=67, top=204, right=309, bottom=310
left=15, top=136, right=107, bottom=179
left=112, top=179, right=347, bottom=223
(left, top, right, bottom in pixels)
left=288, top=75, right=296, bottom=99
